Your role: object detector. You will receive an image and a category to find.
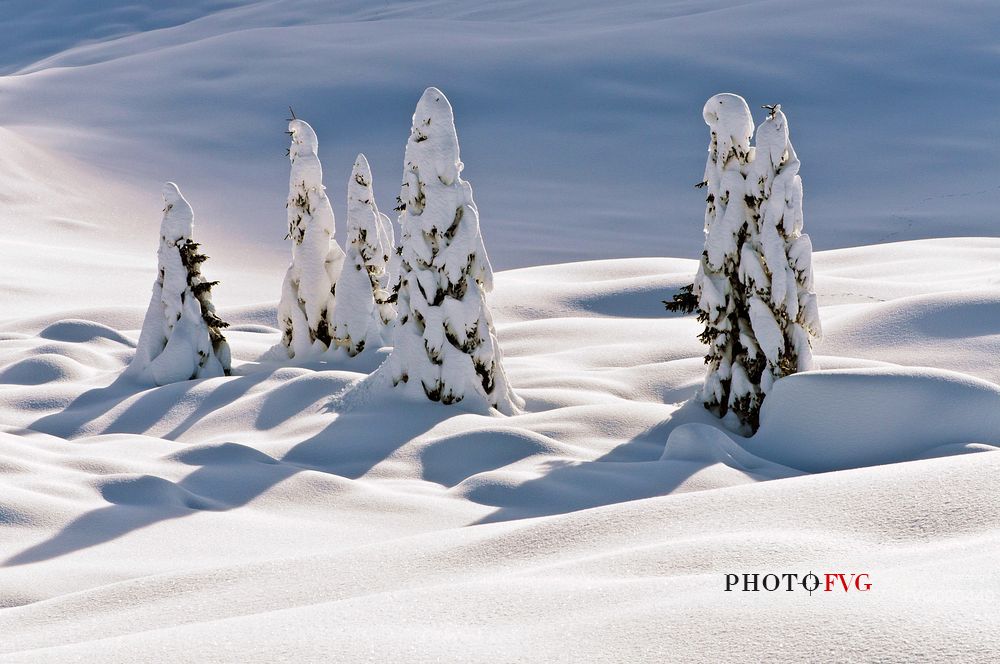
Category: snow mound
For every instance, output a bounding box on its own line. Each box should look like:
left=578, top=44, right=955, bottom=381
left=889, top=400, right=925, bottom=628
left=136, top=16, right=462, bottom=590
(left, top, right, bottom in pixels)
left=820, top=289, right=1000, bottom=382
left=38, top=319, right=134, bottom=346
left=748, top=367, right=1000, bottom=472
left=98, top=474, right=216, bottom=510
left=661, top=423, right=802, bottom=479
left=0, top=354, right=93, bottom=385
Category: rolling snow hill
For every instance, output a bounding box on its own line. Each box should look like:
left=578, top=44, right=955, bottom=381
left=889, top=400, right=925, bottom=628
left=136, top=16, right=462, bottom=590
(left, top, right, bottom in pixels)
left=1, top=242, right=999, bottom=660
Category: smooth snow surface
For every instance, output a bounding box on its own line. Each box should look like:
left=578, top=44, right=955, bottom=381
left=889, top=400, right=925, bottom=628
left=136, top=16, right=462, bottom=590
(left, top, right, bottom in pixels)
left=2, top=239, right=999, bottom=660
left=3, top=0, right=1000, bottom=285
left=750, top=367, right=1000, bottom=472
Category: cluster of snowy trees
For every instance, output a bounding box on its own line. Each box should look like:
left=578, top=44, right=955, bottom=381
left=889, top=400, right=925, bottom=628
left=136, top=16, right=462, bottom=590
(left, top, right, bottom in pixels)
left=126, top=89, right=816, bottom=428
left=128, top=88, right=520, bottom=415
left=668, top=94, right=820, bottom=433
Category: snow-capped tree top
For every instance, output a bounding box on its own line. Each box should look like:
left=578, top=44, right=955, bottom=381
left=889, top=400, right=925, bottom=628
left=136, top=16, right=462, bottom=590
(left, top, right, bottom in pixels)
left=407, top=86, right=462, bottom=187
left=398, top=87, right=494, bottom=292
left=161, top=181, right=193, bottom=242
left=288, top=119, right=319, bottom=157
left=701, top=93, right=754, bottom=269
left=748, top=104, right=803, bottom=238
left=288, top=119, right=324, bottom=188
left=350, top=151, right=395, bottom=250
left=702, top=93, right=753, bottom=165
left=753, top=104, right=794, bottom=171
left=351, top=152, right=394, bottom=248
left=349, top=152, right=374, bottom=203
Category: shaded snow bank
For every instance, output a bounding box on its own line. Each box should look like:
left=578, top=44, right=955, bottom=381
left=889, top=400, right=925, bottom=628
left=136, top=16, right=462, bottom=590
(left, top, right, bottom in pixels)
left=745, top=367, right=1000, bottom=472
left=661, top=423, right=802, bottom=479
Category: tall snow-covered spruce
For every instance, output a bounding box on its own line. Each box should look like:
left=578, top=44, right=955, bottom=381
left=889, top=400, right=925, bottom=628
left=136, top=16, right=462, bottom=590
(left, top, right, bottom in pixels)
left=741, top=104, right=821, bottom=396
left=277, top=119, right=345, bottom=358
left=128, top=183, right=231, bottom=385
left=691, top=95, right=820, bottom=433
left=692, top=93, right=763, bottom=433
left=387, top=87, right=522, bottom=414
left=331, top=153, right=396, bottom=355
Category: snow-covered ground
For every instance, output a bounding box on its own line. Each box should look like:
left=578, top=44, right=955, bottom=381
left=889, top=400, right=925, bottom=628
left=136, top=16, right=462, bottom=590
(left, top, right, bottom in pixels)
left=2, top=242, right=999, bottom=660
left=1, top=1, right=999, bottom=661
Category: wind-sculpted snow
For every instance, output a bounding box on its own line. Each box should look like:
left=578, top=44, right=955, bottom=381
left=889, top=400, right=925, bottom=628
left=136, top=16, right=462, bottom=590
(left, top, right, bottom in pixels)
left=2, top=1, right=1000, bottom=284
left=1, top=1, right=999, bottom=657
left=748, top=367, right=1000, bottom=472
left=0, top=241, right=998, bottom=660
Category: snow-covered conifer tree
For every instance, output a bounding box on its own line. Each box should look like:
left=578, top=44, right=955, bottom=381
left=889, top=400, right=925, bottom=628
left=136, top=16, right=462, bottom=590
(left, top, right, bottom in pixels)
left=740, top=104, right=821, bottom=396
left=388, top=87, right=522, bottom=414
left=128, top=182, right=231, bottom=385
left=692, top=93, right=764, bottom=432
left=277, top=119, right=345, bottom=358
left=331, top=153, right=396, bottom=355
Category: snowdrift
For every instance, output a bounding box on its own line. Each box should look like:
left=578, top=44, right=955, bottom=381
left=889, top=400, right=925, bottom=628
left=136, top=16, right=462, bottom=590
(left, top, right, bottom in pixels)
left=0, top=244, right=999, bottom=660
left=661, top=422, right=802, bottom=478
left=747, top=367, right=1000, bottom=472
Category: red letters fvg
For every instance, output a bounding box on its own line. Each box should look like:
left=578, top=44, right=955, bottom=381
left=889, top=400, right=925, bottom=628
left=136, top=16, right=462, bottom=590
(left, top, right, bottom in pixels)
left=824, top=573, right=871, bottom=592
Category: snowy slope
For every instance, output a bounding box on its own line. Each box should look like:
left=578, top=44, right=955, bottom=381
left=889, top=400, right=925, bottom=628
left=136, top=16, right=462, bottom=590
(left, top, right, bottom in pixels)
left=1, top=0, right=999, bottom=284
left=1, top=241, right=999, bottom=660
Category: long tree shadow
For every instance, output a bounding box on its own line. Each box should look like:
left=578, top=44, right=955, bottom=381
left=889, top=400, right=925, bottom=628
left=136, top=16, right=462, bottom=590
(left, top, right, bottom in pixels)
left=162, top=370, right=286, bottom=439
left=26, top=376, right=157, bottom=439
left=4, top=442, right=297, bottom=566
left=464, top=399, right=742, bottom=523
left=7, top=375, right=746, bottom=565
left=4, top=388, right=448, bottom=566
left=28, top=371, right=283, bottom=440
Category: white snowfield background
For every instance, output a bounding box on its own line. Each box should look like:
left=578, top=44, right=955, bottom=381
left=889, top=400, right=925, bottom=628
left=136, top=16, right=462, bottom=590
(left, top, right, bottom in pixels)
left=1, top=1, right=999, bottom=662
